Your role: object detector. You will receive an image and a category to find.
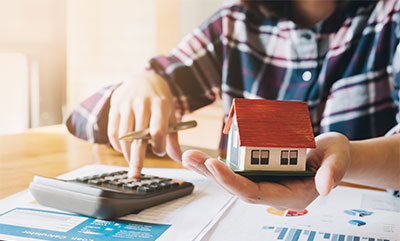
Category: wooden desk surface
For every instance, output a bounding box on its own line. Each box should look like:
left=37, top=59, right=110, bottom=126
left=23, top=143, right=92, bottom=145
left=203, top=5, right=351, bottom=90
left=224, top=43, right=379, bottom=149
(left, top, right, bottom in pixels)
left=0, top=120, right=383, bottom=199
left=0, top=125, right=186, bottom=199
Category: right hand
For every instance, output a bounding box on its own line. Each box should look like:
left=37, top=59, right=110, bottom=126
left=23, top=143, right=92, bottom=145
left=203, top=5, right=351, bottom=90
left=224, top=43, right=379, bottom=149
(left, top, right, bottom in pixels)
left=107, top=71, right=181, bottom=178
left=182, top=132, right=352, bottom=211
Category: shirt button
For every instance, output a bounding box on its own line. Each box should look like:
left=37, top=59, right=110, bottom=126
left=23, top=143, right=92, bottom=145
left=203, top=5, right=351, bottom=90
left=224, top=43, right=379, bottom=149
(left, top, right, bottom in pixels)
left=302, top=71, right=312, bottom=81
left=301, top=32, right=312, bottom=40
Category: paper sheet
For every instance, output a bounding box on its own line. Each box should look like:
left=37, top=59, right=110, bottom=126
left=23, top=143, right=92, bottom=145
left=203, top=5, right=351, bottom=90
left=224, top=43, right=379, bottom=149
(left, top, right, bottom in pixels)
left=202, top=186, right=400, bottom=241
left=0, top=165, right=234, bottom=241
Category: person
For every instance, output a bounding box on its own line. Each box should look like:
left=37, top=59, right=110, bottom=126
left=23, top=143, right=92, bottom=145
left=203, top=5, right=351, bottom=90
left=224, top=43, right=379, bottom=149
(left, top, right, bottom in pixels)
left=67, top=0, right=400, bottom=211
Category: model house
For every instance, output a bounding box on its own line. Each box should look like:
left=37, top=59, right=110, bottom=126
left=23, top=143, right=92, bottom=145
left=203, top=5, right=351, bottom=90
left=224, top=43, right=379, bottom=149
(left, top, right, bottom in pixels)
left=223, top=98, right=316, bottom=172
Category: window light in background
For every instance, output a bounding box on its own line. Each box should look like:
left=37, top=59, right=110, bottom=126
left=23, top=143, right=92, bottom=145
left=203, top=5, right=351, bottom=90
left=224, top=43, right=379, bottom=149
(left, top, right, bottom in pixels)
left=0, top=53, right=29, bottom=135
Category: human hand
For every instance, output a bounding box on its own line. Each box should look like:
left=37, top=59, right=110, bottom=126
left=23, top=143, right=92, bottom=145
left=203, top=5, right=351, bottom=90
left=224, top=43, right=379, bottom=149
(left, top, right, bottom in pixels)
left=108, top=71, right=181, bottom=178
left=182, top=132, right=351, bottom=210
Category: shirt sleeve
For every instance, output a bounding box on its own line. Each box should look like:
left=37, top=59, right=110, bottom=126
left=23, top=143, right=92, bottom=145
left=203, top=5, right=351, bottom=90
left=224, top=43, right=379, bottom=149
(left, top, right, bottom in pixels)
left=65, top=84, right=119, bottom=144
left=387, top=19, right=400, bottom=137
left=386, top=20, right=400, bottom=197
left=148, top=8, right=224, bottom=116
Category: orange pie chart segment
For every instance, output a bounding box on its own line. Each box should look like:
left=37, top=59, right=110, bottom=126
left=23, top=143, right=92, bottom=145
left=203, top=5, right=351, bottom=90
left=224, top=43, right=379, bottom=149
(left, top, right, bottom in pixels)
left=267, top=208, right=308, bottom=217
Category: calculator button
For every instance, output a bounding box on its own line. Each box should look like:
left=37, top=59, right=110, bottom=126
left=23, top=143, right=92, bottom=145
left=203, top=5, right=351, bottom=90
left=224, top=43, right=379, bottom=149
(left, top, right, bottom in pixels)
left=137, top=186, right=154, bottom=193
left=123, top=183, right=138, bottom=190
left=162, top=181, right=178, bottom=189
left=99, top=179, right=110, bottom=183
left=115, top=174, right=127, bottom=179
left=160, top=178, right=172, bottom=182
left=104, top=176, right=117, bottom=181
left=171, top=180, right=186, bottom=186
left=119, top=179, right=132, bottom=184
left=149, top=184, right=162, bottom=191
left=139, top=176, right=152, bottom=180
left=88, top=179, right=103, bottom=185
left=140, top=180, right=153, bottom=185
left=75, top=177, right=90, bottom=183
left=109, top=181, right=123, bottom=186
left=158, top=182, right=170, bottom=189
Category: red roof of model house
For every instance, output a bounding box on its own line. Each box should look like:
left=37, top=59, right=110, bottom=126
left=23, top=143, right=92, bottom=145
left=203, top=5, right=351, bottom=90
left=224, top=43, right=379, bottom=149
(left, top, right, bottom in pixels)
left=223, top=98, right=316, bottom=148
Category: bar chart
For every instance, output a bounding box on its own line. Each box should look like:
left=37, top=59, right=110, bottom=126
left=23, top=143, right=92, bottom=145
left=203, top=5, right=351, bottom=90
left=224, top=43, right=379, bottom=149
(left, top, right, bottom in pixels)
left=263, top=226, right=391, bottom=241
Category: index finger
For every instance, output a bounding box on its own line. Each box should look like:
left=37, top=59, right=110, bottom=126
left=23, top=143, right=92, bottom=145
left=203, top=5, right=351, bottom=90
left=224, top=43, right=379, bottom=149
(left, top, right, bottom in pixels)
left=128, top=99, right=151, bottom=178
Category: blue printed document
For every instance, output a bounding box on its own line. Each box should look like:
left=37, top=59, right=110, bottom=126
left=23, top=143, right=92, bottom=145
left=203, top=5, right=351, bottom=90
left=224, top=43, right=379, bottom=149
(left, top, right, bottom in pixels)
left=0, top=208, right=170, bottom=241
left=0, top=165, right=235, bottom=241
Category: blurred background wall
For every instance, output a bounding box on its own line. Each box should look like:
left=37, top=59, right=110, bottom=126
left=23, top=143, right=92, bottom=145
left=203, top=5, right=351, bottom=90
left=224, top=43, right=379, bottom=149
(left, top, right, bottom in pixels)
left=0, top=0, right=66, bottom=133
left=0, top=0, right=229, bottom=135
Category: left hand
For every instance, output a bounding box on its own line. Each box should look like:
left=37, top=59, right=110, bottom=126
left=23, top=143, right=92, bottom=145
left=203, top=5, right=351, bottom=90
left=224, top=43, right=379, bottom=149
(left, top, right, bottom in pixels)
left=182, top=132, right=351, bottom=210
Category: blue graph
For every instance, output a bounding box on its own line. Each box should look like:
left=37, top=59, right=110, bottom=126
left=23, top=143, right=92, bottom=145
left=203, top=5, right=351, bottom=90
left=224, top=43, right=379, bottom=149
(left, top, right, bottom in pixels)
left=262, top=226, right=391, bottom=241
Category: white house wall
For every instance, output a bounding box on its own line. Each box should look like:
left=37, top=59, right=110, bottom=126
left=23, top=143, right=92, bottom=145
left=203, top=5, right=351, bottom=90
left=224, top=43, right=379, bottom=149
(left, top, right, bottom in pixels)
left=239, top=146, right=246, bottom=170
left=226, top=123, right=233, bottom=165
left=242, top=147, right=307, bottom=171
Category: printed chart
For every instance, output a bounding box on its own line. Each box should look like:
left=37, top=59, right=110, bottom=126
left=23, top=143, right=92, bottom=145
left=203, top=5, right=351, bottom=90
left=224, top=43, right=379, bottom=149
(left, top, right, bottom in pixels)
left=203, top=186, right=399, bottom=241
left=263, top=226, right=391, bottom=241
left=267, top=208, right=308, bottom=217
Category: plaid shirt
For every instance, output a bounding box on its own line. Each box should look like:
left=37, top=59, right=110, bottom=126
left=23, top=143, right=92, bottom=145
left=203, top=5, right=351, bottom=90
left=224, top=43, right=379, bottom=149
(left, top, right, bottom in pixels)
left=66, top=0, right=400, bottom=147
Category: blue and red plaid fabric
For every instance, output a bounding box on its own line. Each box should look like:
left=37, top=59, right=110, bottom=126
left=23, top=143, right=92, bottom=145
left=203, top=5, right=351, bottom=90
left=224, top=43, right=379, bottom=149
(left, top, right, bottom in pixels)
left=66, top=0, right=400, bottom=147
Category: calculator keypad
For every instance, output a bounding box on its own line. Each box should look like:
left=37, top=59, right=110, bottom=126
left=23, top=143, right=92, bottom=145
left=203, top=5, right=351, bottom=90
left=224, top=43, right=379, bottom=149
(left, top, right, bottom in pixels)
left=73, top=170, right=184, bottom=194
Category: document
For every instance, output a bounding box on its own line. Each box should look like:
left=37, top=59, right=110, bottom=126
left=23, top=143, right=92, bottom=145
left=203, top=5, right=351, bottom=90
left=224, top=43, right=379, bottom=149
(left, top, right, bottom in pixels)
left=0, top=165, right=235, bottom=241
left=202, top=186, right=400, bottom=241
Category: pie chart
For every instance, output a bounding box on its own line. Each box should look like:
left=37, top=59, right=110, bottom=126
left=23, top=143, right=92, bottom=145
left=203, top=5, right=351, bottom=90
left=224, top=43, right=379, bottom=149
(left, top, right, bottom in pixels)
left=348, top=220, right=366, bottom=226
left=267, top=208, right=308, bottom=217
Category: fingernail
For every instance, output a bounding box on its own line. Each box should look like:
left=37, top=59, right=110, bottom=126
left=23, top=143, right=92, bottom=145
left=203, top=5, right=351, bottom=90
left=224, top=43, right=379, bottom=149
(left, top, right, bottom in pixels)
left=130, top=171, right=140, bottom=179
left=152, top=149, right=166, bottom=157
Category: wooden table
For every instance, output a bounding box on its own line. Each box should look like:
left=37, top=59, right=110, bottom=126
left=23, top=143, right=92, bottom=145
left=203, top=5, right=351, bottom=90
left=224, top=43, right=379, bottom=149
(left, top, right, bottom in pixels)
left=0, top=121, right=383, bottom=199
left=0, top=125, right=187, bottom=199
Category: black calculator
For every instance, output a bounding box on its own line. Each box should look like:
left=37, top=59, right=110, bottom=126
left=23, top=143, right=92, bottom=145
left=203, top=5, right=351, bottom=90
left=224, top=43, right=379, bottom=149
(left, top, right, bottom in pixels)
left=29, top=170, right=194, bottom=220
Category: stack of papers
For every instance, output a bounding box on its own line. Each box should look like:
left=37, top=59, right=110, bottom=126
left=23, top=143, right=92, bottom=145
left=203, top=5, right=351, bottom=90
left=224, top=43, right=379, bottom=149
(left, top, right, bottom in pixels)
left=202, top=186, right=400, bottom=241
left=1, top=165, right=399, bottom=240
left=0, top=165, right=235, bottom=241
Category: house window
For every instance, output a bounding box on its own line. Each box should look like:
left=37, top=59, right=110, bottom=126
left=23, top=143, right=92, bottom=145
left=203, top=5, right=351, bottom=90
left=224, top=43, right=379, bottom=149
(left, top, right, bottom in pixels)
left=281, top=150, right=289, bottom=165
left=260, top=150, right=269, bottom=165
left=251, top=150, right=259, bottom=164
left=290, top=150, right=298, bottom=165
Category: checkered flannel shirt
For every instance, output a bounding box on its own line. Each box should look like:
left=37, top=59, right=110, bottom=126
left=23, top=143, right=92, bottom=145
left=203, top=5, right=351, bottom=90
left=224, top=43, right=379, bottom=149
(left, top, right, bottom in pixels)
left=66, top=1, right=400, bottom=181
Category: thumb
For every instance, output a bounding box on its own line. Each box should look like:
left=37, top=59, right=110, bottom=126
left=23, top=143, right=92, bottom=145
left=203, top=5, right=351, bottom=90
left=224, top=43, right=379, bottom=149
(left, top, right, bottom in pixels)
left=315, top=164, right=335, bottom=196
left=315, top=153, right=347, bottom=196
